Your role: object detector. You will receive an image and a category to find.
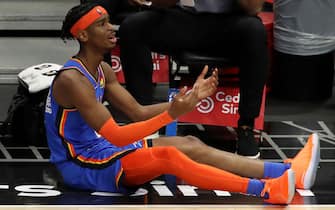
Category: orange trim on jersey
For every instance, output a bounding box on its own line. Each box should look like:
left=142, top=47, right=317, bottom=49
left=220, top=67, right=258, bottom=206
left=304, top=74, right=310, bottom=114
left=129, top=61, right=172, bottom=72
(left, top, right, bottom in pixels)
left=58, top=109, right=77, bottom=158
left=115, top=167, right=124, bottom=189
left=76, top=149, right=133, bottom=165
left=60, top=65, right=88, bottom=84
left=71, top=58, right=98, bottom=83
left=57, top=107, right=133, bottom=163
left=59, top=110, right=68, bottom=138
left=67, top=142, right=77, bottom=158
left=70, top=6, right=107, bottom=37
left=97, top=65, right=105, bottom=88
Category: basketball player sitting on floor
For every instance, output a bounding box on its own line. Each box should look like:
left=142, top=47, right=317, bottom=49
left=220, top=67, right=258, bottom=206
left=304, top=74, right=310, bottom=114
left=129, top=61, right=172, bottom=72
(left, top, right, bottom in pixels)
left=44, top=2, right=320, bottom=205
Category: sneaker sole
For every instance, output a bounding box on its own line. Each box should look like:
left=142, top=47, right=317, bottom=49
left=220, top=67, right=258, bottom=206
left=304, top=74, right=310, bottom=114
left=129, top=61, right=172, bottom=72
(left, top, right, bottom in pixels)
left=235, top=152, right=260, bottom=159
left=245, top=152, right=260, bottom=159
left=302, top=133, right=320, bottom=189
left=286, top=169, right=296, bottom=204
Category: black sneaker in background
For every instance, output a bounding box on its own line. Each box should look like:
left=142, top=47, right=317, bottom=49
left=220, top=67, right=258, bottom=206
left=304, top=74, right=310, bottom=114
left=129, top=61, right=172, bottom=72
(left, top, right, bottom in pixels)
left=236, top=127, right=260, bottom=159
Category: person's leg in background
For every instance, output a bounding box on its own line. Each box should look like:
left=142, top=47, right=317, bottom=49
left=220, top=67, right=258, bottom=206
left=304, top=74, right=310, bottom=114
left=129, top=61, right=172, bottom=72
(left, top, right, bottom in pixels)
left=162, top=13, right=268, bottom=159
left=120, top=10, right=268, bottom=158
left=119, top=10, right=163, bottom=105
left=119, top=8, right=228, bottom=105
left=228, top=15, right=269, bottom=159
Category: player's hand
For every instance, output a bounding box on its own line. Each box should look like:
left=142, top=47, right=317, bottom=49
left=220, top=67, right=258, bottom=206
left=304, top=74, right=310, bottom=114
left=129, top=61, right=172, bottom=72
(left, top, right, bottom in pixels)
left=238, top=0, right=264, bottom=15
left=193, top=65, right=218, bottom=100
left=168, top=85, right=201, bottom=119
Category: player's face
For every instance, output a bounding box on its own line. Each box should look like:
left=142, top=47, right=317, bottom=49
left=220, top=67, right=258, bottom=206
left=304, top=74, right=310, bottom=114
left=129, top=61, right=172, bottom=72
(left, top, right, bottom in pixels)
left=86, top=14, right=117, bottom=51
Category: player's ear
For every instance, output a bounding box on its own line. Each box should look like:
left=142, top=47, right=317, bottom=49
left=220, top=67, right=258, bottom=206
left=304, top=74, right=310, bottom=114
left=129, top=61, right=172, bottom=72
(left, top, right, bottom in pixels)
left=77, top=30, right=88, bottom=42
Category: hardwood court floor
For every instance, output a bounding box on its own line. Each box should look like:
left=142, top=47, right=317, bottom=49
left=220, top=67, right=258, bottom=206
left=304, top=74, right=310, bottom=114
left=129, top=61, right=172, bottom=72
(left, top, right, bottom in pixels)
left=0, top=121, right=334, bottom=208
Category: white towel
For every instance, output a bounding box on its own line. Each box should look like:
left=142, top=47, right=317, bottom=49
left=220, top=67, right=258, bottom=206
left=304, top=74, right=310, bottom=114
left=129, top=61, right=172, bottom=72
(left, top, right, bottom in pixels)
left=18, top=63, right=62, bottom=93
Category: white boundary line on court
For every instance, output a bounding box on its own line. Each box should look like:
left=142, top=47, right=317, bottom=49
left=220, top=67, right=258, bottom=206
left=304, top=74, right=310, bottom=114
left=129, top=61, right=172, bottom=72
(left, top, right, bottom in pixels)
left=282, top=121, right=335, bottom=143
left=318, top=121, right=335, bottom=137
left=262, top=132, right=287, bottom=159
left=0, top=141, right=12, bottom=159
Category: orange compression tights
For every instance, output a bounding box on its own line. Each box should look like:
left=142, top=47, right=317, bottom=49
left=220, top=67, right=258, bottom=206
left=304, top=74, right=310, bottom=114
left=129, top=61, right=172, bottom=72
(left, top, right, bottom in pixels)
left=120, top=146, right=249, bottom=193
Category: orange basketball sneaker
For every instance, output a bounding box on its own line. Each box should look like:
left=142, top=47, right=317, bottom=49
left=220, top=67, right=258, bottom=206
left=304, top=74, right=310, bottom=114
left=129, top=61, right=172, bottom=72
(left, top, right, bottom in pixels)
left=285, top=133, right=320, bottom=189
left=261, top=168, right=295, bottom=204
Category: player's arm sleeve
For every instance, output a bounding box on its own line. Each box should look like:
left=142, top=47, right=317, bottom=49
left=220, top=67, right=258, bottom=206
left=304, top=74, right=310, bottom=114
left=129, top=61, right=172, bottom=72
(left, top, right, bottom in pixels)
left=98, top=111, right=173, bottom=146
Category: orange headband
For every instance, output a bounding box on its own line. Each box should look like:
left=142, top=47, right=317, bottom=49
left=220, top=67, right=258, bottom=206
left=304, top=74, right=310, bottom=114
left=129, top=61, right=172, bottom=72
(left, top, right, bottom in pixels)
left=70, top=6, right=108, bottom=37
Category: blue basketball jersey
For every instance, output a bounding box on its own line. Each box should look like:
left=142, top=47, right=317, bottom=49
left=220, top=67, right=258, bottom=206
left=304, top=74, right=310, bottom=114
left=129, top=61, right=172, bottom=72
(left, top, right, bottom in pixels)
left=45, top=58, right=148, bottom=193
